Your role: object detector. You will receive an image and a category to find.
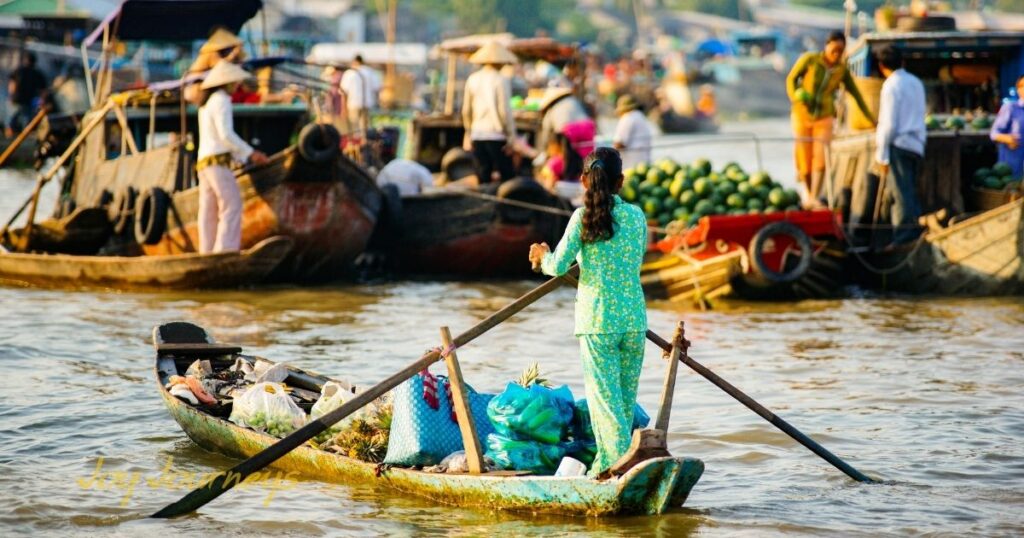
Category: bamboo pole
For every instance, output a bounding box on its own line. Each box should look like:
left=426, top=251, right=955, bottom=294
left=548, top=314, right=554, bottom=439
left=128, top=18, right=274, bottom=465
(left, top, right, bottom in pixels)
left=0, top=107, right=46, bottom=168
left=440, top=326, right=485, bottom=474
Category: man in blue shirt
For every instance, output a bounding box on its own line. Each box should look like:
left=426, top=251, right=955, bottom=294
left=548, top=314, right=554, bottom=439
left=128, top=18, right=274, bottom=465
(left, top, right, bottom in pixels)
left=874, top=45, right=926, bottom=247
left=991, top=75, right=1024, bottom=179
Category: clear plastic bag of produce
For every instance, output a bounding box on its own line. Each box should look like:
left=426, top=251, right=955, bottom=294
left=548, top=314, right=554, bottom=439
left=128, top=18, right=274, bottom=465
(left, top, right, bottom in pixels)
left=486, top=382, right=575, bottom=444
left=310, top=381, right=349, bottom=441
left=229, top=382, right=306, bottom=438
left=485, top=433, right=568, bottom=474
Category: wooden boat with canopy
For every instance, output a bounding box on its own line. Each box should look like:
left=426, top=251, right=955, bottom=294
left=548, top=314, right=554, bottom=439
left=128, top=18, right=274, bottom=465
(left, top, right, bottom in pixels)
left=153, top=322, right=704, bottom=516
left=1, top=0, right=381, bottom=283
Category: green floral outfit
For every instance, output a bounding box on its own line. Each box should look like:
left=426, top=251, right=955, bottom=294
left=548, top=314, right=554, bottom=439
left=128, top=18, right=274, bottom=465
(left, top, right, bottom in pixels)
left=541, top=195, right=648, bottom=475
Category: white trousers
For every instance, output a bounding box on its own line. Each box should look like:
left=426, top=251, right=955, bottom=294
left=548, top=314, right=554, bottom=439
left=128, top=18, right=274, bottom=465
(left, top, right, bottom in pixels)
left=197, top=165, right=242, bottom=253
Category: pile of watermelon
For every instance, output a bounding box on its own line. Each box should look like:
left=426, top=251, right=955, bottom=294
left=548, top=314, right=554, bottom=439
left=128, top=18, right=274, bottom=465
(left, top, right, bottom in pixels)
left=972, top=162, right=1022, bottom=191
left=619, top=158, right=801, bottom=227
left=925, top=113, right=993, bottom=131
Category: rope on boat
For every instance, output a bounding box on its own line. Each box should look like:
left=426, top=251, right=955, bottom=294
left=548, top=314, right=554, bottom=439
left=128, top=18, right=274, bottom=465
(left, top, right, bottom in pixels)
left=447, top=187, right=670, bottom=233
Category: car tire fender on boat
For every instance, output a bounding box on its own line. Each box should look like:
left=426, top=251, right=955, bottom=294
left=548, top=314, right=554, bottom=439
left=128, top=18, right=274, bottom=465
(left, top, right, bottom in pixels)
left=495, top=178, right=551, bottom=225
left=297, top=123, right=341, bottom=163
left=748, top=221, right=813, bottom=283
left=134, top=187, right=170, bottom=245
left=110, top=186, right=138, bottom=235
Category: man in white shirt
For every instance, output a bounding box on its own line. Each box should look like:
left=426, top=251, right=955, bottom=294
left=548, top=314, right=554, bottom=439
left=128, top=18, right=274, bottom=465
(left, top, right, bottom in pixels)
left=377, top=159, right=434, bottom=196
left=612, top=95, right=654, bottom=169
left=874, top=45, right=926, bottom=246
left=340, top=55, right=381, bottom=134
left=462, top=41, right=517, bottom=183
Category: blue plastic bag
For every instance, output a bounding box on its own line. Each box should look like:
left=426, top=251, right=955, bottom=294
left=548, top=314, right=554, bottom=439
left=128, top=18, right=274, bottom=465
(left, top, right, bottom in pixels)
left=383, top=372, right=495, bottom=467
left=486, top=383, right=575, bottom=444
left=485, top=433, right=568, bottom=474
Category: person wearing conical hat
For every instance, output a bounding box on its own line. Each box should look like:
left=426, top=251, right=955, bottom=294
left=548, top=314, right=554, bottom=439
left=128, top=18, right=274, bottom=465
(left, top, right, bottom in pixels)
left=195, top=61, right=268, bottom=253
left=183, top=27, right=245, bottom=104
left=462, top=41, right=518, bottom=183
left=612, top=94, right=654, bottom=169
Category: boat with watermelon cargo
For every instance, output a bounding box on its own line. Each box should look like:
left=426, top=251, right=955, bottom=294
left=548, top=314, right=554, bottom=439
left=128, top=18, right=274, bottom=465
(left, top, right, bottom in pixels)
left=827, top=19, right=1024, bottom=295
left=152, top=322, right=704, bottom=516
left=1, top=0, right=381, bottom=285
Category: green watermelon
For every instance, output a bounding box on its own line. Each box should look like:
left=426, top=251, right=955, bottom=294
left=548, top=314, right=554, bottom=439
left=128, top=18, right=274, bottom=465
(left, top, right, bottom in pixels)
left=785, top=204, right=800, bottom=211
left=971, top=115, right=993, bottom=130
left=713, top=204, right=727, bottom=215
left=768, top=187, right=786, bottom=207
left=635, top=163, right=649, bottom=176
left=686, top=167, right=702, bottom=181
left=668, top=178, right=686, bottom=198
left=747, top=198, right=764, bottom=211
left=945, top=116, right=966, bottom=130
left=692, top=158, right=712, bottom=176
left=756, top=186, right=772, bottom=200
left=726, top=193, right=746, bottom=209
left=983, top=176, right=1003, bottom=190
left=643, top=198, right=663, bottom=217
left=749, top=172, right=772, bottom=188
left=663, top=197, right=680, bottom=211
left=651, top=186, right=669, bottom=199
left=993, top=162, right=1013, bottom=178
left=737, top=181, right=754, bottom=197
left=925, top=115, right=941, bottom=130
left=657, top=212, right=672, bottom=226
left=766, top=205, right=784, bottom=214
left=784, top=189, right=800, bottom=206
left=646, top=168, right=665, bottom=184
left=620, top=185, right=638, bottom=202
left=679, top=190, right=698, bottom=208
left=717, top=181, right=737, bottom=196
left=693, top=199, right=714, bottom=216
left=672, top=207, right=689, bottom=220
left=709, top=191, right=725, bottom=206
left=693, top=178, right=711, bottom=196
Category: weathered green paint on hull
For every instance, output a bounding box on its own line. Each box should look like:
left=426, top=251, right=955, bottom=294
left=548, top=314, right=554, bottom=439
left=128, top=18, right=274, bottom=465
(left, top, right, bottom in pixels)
left=158, top=380, right=704, bottom=517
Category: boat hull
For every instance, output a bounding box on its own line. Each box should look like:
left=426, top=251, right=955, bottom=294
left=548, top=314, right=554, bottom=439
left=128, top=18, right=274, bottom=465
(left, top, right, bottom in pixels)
left=0, top=236, right=292, bottom=290
left=381, top=190, right=568, bottom=278
left=144, top=150, right=381, bottom=282
left=155, top=343, right=703, bottom=516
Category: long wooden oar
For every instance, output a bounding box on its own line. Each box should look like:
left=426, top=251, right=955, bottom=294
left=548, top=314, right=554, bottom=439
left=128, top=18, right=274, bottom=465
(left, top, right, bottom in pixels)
left=151, top=268, right=576, bottom=518
left=558, top=273, right=874, bottom=483
left=0, top=107, right=46, bottom=168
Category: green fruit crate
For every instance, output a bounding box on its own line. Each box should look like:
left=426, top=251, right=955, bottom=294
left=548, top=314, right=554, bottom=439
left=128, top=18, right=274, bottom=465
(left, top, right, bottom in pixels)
left=968, top=185, right=1023, bottom=211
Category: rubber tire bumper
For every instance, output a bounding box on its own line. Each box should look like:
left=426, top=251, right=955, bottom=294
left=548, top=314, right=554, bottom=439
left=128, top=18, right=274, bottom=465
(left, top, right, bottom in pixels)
left=298, top=123, right=341, bottom=163
left=747, top=221, right=813, bottom=283
left=495, top=178, right=552, bottom=225
left=134, top=187, right=170, bottom=245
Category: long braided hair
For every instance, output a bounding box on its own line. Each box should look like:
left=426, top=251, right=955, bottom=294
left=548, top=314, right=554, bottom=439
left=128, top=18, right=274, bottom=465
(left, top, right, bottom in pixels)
left=580, top=147, right=622, bottom=243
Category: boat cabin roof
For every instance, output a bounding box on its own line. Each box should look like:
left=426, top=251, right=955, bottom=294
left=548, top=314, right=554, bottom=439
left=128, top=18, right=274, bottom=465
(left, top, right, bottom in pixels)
left=437, top=34, right=578, bottom=65
left=84, top=0, right=263, bottom=45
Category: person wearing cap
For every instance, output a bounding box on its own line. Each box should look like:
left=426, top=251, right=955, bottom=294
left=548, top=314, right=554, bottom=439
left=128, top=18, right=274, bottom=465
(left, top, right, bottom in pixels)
left=340, top=54, right=381, bottom=134
left=462, top=41, right=517, bottom=183
left=537, top=86, right=592, bottom=160
left=196, top=61, right=268, bottom=253
left=612, top=95, right=654, bottom=170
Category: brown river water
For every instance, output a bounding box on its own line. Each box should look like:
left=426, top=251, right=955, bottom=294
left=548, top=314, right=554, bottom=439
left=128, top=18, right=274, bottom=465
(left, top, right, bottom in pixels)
left=1, top=121, right=1023, bottom=536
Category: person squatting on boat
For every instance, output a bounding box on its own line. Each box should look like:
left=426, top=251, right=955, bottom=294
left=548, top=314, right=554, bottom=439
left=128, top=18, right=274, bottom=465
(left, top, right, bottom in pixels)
left=787, top=31, right=876, bottom=208
left=462, top=42, right=518, bottom=183
left=528, top=147, right=648, bottom=477
left=196, top=61, right=268, bottom=253
left=990, top=74, right=1024, bottom=179
left=874, top=45, right=926, bottom=247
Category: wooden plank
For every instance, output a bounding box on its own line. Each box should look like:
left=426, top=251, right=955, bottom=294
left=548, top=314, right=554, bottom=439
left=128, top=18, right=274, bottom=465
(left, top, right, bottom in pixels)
left=440, top=326, right=484, bottom=474
left=606, top=429, right=671, bottom=477
left=655, top=321, right=686, bottom=431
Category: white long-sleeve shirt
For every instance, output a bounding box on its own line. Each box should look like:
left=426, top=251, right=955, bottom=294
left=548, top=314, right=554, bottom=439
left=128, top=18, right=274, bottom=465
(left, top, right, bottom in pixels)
left=340, top=65, right=381, bottom=112
left=462, top=66, right=515, bottom=141
left=198, top=90, right=254, bottom=162
left=875, top=68, right=927, bottom=164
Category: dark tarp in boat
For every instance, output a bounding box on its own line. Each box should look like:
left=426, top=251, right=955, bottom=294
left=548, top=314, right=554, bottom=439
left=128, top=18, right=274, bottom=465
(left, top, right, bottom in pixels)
left=85, top=0, right=263, bottom=44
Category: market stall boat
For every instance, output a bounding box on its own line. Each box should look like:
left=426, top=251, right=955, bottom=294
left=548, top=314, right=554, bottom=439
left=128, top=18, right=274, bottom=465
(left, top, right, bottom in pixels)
left=153, top=322, right=704, bottom=516
left=14, top=0, right=381, bottom=283
left=828, top=26, right=1024, bottom=295
left=0, top=235, right=291, bottom=290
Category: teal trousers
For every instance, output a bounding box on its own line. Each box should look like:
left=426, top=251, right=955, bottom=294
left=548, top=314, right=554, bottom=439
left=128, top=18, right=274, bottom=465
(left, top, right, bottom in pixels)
left=579, top=331, right=646, bottom=475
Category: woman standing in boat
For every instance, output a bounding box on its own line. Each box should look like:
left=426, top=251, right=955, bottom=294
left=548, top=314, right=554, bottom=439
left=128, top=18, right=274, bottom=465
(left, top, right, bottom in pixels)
left=196, top=61, right=268, bottom=253
left=528, top=147, right=648, bottom=477
left=991, top=75, right=1024, bottom=179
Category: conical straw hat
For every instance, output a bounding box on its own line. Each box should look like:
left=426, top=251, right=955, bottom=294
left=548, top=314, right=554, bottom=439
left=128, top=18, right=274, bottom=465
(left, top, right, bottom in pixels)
left=201, top=60, right=251, bottom=90
left=469, top=41, right=517, bottom=65
left=199, top=28, right=243, bottom=54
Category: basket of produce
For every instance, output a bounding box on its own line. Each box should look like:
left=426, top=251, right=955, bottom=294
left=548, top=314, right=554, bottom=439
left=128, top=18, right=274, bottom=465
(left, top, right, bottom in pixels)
left=620, top=158, right=800, bottom=229
left=968, top=163, right=1022, bottom=211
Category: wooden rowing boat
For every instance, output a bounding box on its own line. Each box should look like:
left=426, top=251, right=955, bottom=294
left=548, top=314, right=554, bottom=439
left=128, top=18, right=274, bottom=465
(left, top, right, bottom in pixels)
left=0, top=235, right=292, bottom=290
left=154, top=323, right=704, bottom=516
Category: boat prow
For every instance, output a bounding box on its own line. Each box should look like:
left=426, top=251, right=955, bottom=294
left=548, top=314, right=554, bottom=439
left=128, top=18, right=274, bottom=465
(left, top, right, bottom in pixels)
left=152, top=322, right=704, bottom=516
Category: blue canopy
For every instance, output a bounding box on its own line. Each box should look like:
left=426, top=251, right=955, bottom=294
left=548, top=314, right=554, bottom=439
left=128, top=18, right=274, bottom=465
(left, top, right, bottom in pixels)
left=696, top=39, right=734, bottom=57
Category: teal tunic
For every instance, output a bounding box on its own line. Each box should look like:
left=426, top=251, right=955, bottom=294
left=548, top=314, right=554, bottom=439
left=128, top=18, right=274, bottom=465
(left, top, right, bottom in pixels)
left=540, top=195, right=649, bottom=474
left=540, top=195, right=648, bottom=335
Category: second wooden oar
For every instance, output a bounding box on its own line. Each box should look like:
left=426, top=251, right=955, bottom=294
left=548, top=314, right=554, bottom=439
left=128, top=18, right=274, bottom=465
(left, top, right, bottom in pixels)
left=558, top=273, right=875, bottom=483
left=151, top=268, right=576, bottom=518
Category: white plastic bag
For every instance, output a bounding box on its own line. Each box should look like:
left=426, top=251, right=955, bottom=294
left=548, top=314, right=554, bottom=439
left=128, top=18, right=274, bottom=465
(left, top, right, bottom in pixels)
left=229, top=382, right=306, bottom=437
left=310, top=381, right=348, bottom=441
left=248, top=360, right=288, bottom=384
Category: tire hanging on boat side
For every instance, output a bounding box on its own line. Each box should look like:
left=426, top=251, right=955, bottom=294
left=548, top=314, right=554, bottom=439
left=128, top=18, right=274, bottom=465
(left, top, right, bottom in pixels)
left=495, top=178, right=551, bottom=225
left=747, top=221, right=813, bottom=283
left=297, top=123, right=341, bottom=163
left=134, top=187, right=170, bottom=245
